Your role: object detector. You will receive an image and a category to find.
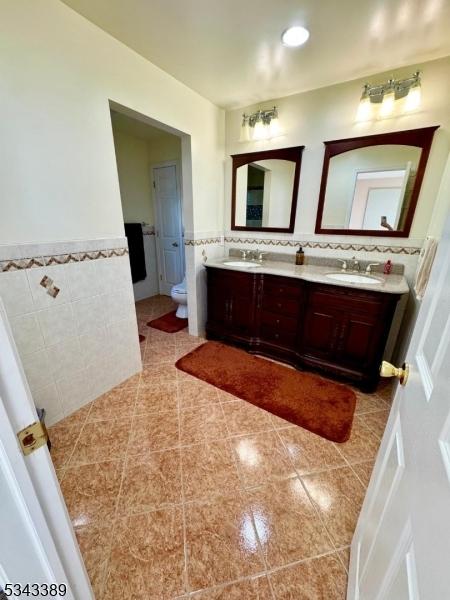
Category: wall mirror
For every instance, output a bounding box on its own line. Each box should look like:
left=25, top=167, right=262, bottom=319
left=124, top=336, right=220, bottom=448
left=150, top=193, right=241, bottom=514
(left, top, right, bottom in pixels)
left=315, top=126, right=438, bottom=237
left=231, top=146, right=304, bottom=233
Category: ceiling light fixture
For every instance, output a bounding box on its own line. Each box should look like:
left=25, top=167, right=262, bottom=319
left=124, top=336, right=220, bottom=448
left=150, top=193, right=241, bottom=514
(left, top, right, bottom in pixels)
left=281, top=26, right=310, bottom=47
left=356, top=71, right=422, bottom=121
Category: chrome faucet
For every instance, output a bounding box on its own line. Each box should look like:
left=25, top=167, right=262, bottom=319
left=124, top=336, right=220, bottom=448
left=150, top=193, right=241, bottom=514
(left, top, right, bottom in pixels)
left=240, top=249, right=250, bottom=260
left=365, top=263, right=380, bottom=274
left=350, top=256, right=360, bottom=272
left=337, top=259, right=348, bottom=271
left=256, top=250, right=268, bottom=263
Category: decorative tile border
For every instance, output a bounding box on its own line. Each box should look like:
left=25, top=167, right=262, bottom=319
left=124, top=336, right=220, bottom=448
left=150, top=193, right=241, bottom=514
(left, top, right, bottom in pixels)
left=0, top=247, right=129, bottom=273
left=224, top=237, right=421, bottom=255
left=185, top=237, right=223, bottom=246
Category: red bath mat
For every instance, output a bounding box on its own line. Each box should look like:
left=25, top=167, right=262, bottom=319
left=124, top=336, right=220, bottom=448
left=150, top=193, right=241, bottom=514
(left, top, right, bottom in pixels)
left=176, top=341, right=356, bottom=443
left=148, top=311, right=188, bottom=334
left=139, top=334, right=146, bottom=343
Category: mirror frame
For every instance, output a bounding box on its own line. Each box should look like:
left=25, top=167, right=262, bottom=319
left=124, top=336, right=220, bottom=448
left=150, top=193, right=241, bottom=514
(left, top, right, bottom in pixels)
left=231, top=146, right=304, bottom=233
left=314, top=126, right=439, bottom=237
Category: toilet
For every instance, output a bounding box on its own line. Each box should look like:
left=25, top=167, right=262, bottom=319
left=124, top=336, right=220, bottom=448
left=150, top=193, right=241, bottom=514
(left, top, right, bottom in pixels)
left=171, top=278, right=188, bottom=319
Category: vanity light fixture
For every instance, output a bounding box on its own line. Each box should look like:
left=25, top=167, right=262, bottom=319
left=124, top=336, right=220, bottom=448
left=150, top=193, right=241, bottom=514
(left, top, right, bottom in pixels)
left=281, top=26, right=310, bottom=47
left=356, top=71, right=422, bottom=121
left=239, top=107, right=281, bottom=142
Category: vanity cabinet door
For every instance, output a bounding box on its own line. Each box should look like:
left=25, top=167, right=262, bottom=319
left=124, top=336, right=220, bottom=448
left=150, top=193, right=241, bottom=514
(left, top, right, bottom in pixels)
left=301, top=304, right=341, bottom=360
left=206, top=268, right=257, bottom=341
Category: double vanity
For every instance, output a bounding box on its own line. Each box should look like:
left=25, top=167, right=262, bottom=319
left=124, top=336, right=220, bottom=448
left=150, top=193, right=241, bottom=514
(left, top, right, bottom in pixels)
left=205, top=256, right=408, bottom=392
left=205, top=125, right=437, bottom=391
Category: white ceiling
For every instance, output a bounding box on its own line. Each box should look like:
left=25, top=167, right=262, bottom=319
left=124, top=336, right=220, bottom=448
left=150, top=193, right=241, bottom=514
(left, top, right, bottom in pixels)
left=110, top=110, right=176, bottom=141
left=63, top=0, right=450, bottom=109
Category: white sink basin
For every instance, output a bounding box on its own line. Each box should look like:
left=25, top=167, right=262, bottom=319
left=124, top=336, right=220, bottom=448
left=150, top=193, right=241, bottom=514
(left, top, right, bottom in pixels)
left=326, top=272, right=382, bottom=285
left=223, top=260, right=261, bottom=268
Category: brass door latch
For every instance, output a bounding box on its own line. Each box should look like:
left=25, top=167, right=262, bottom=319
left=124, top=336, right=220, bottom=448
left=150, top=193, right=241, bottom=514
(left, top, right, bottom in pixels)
left=17, top=420, right=49, bottom=456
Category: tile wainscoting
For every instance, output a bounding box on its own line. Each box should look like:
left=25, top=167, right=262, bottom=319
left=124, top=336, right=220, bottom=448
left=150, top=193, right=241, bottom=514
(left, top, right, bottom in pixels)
left=0, top=238, right=141, bottom=425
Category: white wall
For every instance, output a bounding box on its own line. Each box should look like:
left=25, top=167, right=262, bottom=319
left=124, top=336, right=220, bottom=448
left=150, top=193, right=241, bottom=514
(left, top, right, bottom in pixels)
left=0, top=0, right=224, bottom=242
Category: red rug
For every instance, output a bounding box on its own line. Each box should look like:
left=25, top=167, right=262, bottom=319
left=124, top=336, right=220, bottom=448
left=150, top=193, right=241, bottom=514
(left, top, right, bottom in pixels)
left=176, top=341, right=356, bottom=443
left=139, top=334, right=146, bottom=343
left=148, top=311, right=188, bottom=334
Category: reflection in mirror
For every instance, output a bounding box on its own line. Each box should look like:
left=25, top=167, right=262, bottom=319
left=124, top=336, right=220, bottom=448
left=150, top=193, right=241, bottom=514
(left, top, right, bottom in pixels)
left=235, top=160, right=296, bottom=228
left=315, top=127, right=438, bottom=237
left=322, top=145, right=422, bottom=232
left=231, top=146, right=303, bottom=233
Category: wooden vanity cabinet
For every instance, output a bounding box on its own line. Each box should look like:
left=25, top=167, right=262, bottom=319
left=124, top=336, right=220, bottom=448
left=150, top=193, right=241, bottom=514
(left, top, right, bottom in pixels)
left=206, top=267, right=401, bottom=391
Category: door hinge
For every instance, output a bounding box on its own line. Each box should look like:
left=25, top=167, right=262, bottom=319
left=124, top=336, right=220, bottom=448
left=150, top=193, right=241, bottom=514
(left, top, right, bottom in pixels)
left=17, top=420, right=49, bottom=456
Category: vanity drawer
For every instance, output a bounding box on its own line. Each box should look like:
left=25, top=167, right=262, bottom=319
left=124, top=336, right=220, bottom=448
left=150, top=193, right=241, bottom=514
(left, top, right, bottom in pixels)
left=261, top=295, right=301, bottom=317
left=261, top=310, right=297, bottom=332
left=262, top=275, right=302, bottom=299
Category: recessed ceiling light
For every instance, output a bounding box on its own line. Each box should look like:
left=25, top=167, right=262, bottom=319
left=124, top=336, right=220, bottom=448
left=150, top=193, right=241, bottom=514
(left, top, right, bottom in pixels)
left=281, top=26, right=310, bottom=47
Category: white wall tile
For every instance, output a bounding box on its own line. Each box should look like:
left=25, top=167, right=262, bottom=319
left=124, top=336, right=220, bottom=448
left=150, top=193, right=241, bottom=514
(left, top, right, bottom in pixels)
left=79, top=326, right=109, bottom=367
left=37, top=303, right=76, bottom=346
left=0, top=270, right=34, bottom=317
left=11, top=313, right=45, bottom=357
left=102, top=287, right=136, bottom=325
left=56, top=368, right=93, bottom=413
left=72, top=295, right=106, bottom=335
left=27, top=264, right=71, bottom=309
left=66, top=260, right=99, bottom=301
left=46, top=336, right=85, bottom=378
left=32, top=383, right=63, bottom=426
left=22, top=350, right=52, bottom=393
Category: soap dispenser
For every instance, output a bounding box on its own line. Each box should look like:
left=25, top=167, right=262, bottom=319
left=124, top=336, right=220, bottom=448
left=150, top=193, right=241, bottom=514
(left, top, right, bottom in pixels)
left=295, top=246, right=305, bottom=266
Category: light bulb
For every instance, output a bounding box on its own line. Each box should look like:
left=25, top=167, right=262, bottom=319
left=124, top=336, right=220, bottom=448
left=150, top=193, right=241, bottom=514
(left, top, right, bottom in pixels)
left=281, top=26, right=310, bottom=47
left=356, top=96, right=372, bottom=122
left=404, top=83, right=421, bottom=112
left=252, top=119, right=267, bottom=140
left=379, top=90, right=395, bottom=117
left=269, top=116, right=281, bottom=138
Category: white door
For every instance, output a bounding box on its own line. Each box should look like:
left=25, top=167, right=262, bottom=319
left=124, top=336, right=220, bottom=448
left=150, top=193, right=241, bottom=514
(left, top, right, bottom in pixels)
left=153, top=162, right=184, bottom=296
left=348, top=217, right=450, bottom=598
left=0, top=300, right=93, bottom=599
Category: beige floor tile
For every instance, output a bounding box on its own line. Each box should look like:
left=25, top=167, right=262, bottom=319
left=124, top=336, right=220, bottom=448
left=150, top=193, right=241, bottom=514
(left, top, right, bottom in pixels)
left=180, top=405, right=227, bottom=445
left=103, top=508, right=185, bottom=599
left=359, top=409, right=390, bottom=439
left=74, top=521, right=114, bottom=598
left=269, top=553, right=347, bottom=599
left=231, top=431, right=296, bottom=488
left=247, top=478, right=333, bottom=569
left=135, top=382, right=178, bottom=414
left=278, top=427, right=346, bottom=476
left=143, top=345, right=178, bottom=365
left=334, top=416, right=380, bottom=465
left=179, top=380, right=220, bottom=410
left=222, top=400, right=273, bottom=437
left=337, top=546, right=351, bottom=572
left=128, top=410, right=180, bottom=454
left=182, top=439, right=241, bottom=502
left=60, top=404, right=91, bottom=427
left=351, top=460, right=375, bottom=488
left=141, top=364, right=178, bottom=386
left=48, top=424, right=80, bottom=468
left=269, top=412, right=296, bottom=430
left=118, top=449, right=182, bottom=515
left=301, top=466, right=365, bottom=547
left=354, top=390, right=389, bottom=415
left=190, top=575, right=272, bottom=599
left=69, top=418, right=131, bottom=465
left=88, top=389, right=136, bottom=422
left=185, top=496, right=265, bottom=591
left=61, top=460, right=123, bottom=526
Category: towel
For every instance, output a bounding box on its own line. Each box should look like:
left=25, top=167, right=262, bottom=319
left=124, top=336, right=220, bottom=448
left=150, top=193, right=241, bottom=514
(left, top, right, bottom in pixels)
left=414, top=237, right=438, bottom=300
left=124, top=223, right=147, bottom=283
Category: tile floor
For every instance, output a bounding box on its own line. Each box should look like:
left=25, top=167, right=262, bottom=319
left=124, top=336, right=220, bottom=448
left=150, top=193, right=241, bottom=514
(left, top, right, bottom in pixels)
left=49, top=295, right=393, bottom=599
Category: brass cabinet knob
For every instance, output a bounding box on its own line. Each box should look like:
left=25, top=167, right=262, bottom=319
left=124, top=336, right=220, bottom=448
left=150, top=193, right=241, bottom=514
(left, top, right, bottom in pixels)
left=380, top=361, right=409, bottom=386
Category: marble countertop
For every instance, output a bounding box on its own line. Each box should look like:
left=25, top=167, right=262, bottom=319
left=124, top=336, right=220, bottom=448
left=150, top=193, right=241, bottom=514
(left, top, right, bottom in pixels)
left=205, top=258, right=409, bottom=295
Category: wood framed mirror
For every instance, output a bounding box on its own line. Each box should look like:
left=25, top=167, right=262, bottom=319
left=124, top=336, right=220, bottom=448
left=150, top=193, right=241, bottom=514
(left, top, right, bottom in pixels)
left=315, top=126, right=439, bottom=237
left=231, top=146, right=304, bottom=233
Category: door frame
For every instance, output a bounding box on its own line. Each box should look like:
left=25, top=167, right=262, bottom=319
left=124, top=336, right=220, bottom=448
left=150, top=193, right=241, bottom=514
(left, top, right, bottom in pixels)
left=151, top=160, right=184, bottom=296
left=0, top=299, right=93, bottom=599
